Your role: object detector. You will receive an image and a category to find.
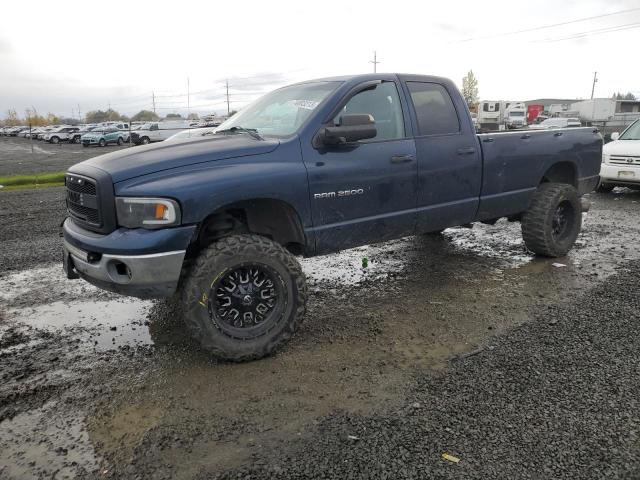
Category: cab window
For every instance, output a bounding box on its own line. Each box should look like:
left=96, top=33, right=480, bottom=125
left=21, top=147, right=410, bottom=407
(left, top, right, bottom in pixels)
left=333, top=81, right=405, bottom=141
left=407, top=82, right=460, bottom=136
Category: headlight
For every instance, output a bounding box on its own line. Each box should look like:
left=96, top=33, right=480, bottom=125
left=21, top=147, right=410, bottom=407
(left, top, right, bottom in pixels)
left=602, top=153, right=609, bottom=164
left=115, top=197, right=181, bottom=229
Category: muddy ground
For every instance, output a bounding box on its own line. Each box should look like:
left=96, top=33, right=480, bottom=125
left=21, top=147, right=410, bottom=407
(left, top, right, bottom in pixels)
left=0, top=136, right=130, bottom=176
left=1, top=184, right=640, bottom=479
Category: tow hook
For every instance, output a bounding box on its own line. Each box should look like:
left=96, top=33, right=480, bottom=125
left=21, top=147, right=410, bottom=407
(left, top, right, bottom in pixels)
left=581, top=197, right=591, bottom=213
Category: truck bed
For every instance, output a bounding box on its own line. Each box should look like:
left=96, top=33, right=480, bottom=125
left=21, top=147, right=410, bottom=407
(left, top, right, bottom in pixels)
left=474, top=127, right=602, bottom=221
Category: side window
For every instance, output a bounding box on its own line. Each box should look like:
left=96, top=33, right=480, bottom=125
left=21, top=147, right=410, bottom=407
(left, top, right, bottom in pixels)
left=333, top=81, right=404, bottom=141
left=407, top=82, right=460, bottom=136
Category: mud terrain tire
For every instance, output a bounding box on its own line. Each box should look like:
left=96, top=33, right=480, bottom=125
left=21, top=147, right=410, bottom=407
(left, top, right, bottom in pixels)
left=521, top=183, right=582, bottom=257
left=182, top=234, right=307, bottom=361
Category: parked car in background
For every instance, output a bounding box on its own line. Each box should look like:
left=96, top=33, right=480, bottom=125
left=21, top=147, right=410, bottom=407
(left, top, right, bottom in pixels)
left=37, top=127, right=57, bottom=140
left=598, top=119, right=640, bottom=192
left=81, top=127, right=126, bottom=147
left=166, top=126, right=217, bottom=141
left=8, top=126, right=28, bottom=136
left=131, top=120, right=192, bottom=144
left=529, top=117, right=581, bottom=130
left=44, top=126, right=80, bottom=144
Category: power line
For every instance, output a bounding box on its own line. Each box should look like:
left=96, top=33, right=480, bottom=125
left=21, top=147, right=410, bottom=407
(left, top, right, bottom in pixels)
left=453, top=7, right=640, bottom=43
left=537, top=22, right=640, bottom=42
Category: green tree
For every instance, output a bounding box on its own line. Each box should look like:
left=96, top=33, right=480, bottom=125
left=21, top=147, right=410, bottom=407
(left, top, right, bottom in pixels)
left=85, top=109, right=124, bottom=123
left=46, top=113, right=61, bottom=125
left=131, top=110, right=160, bottom=122
left=187, top=112, right=199, bottom=120
left=461, top=70, right=479, bottom=107
left=165, top=113, right=183, bottom=119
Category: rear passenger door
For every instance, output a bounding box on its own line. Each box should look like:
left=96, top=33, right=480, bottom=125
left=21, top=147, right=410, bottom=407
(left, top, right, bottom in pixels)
left=402, top=80, right=482, bottom=232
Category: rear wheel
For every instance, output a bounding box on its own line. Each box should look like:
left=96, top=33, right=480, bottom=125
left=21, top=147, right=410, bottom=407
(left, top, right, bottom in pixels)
left=181, top=234, right=307, bottom=361
left=521, top=183, right=582, bottom=257
left=98, top=139, right=106, bottom=147
left=117, top=137, right=124, bottom=146
left=73, top=136, right=81, bottom=144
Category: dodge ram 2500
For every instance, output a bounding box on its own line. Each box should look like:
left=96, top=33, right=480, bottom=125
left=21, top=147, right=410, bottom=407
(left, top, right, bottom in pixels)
left=62, top=73, right=602, bottom=361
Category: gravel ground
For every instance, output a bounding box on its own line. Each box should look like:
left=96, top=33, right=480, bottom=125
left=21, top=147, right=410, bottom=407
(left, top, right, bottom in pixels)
left=0, top=187, right=66, bottom=273
left=0, top=136, right=130, bottom=176
left=204, top=263, right=640, bottom=480
left=1, top=186, right=640, bottom=479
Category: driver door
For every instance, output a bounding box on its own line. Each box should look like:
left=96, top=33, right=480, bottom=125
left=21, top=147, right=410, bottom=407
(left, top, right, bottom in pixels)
left=302, top=81, right=417, bottom=253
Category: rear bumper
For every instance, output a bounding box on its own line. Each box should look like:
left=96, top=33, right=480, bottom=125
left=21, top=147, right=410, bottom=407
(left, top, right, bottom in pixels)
left=599, top=163, right=640, bottom=185
left=62, top=218, right=196, bottom=298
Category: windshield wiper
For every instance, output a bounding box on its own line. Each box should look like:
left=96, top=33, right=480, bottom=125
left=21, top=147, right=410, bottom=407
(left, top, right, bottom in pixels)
left=216, top=126, right=263, bottom=140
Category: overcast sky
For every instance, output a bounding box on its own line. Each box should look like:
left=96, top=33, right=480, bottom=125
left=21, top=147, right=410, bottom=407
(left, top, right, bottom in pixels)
left=1, top=0, right=638, bottom=119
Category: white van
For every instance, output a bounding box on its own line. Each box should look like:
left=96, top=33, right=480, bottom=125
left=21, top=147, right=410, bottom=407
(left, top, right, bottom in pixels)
left=131, top=120, right=192, bottom=145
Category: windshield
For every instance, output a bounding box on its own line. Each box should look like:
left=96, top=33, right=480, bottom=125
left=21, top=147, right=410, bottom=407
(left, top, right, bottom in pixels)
left=620, top=120, right=640, bottom=140
left=216, top=81, right=340, bottom=137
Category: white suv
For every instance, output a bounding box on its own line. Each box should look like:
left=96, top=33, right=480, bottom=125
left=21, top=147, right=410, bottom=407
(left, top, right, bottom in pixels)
left=598, top=119, right=640, bottom=192
left=44, top=126, right=81, bottom=144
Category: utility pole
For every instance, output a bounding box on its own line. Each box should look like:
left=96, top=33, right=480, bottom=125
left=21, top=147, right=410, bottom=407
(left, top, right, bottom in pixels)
left=591, top=71, right=598, bottom=99
left=225, top=79, right=230, bottom=116
left=370, top=51, right=380, bottom=73
left=187, top=77, right=190, bottom=119
left=78, top=104, right=81, bottom=122
left=152, top=92, right=156, bottom=114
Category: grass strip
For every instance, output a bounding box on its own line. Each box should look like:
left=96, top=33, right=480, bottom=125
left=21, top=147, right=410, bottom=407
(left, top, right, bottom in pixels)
left=0, top=172, right=66, bottom=191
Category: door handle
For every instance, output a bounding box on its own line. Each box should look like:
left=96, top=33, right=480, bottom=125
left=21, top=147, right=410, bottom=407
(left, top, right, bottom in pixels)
left=390, top=154, right=414, bottom=164
left=554, top=131, right=563, bottom=137
left=520, top=134, right=531, bottom=139
left=482, top=137, right=494, bottom=143
left=457, top=147, right=476, bottom=155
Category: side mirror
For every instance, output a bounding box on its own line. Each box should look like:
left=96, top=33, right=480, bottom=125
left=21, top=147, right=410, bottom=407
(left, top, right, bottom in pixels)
left=321, top=114, right=376, bottom=145
left=610, top=132, right=620, bottom=141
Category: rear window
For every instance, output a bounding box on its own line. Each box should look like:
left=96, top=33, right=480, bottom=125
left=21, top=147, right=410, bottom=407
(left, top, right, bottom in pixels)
left=407, top=82, right=460, bottom=136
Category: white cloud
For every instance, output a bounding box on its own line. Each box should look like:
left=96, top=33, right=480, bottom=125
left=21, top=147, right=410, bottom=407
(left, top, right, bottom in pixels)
left=1, top=0, right=638, bottom=118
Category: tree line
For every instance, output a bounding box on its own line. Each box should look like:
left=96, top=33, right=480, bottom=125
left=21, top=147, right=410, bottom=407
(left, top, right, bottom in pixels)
left=0, top=108, right=202, bottom=127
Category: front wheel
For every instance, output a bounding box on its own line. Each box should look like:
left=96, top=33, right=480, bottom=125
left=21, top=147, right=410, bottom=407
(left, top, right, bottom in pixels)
left=181, top=234, right=307, bottom=361
left=50, top=136, right=59, bottom=144
left=117, top=137, right=124, bottom=146
left=140, top=136, right=150, bottom=145
left=521, top=183, right=582, bottom=257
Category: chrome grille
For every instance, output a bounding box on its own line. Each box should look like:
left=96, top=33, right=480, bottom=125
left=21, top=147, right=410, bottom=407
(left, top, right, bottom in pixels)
left=610, top=156, right=640, bottom=166
left=65, top=174, right=101, bottom=228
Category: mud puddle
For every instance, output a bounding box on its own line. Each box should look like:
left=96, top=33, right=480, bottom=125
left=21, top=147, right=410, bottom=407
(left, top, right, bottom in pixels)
left=1, top=190, right=639, bottom=478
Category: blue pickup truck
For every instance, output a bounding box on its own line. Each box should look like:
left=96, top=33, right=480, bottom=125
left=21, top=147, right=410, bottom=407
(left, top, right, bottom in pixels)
left=62, top=73, right=602, bottom=361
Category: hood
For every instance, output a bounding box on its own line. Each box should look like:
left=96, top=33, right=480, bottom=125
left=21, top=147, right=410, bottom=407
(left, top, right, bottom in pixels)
left=603, top=139, right=640, bottom=156
left=72, top=134, right=280, bottom=182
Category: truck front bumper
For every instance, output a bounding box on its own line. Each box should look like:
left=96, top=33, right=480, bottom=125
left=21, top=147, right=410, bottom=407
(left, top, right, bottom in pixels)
left=62, top=218, right=196, bottom=299
left=599, top=163, right=640, bottom=186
